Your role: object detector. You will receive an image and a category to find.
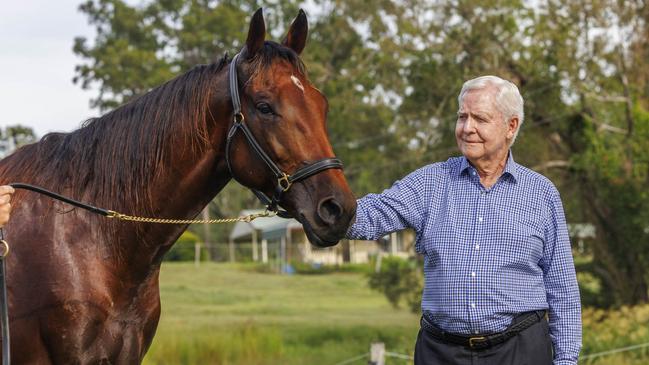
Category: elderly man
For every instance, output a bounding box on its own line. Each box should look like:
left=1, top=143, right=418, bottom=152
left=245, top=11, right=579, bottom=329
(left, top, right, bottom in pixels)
left=347, top=76, right=581, bottom=365
left=0, top=186, right=12, bottom=228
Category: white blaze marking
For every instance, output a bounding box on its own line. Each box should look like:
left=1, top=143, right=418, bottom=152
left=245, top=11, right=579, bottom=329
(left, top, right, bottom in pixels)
left=291, top=75, right=304, bottom=92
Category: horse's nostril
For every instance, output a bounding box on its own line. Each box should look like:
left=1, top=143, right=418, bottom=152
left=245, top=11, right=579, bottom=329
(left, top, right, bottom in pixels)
left=317, top=197, right=343, bottom=226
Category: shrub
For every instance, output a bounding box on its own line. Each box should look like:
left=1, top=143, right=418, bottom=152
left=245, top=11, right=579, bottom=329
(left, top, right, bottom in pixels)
left=164, top=231, right=210, bottom=262
left=290, top=261, right=372, bottom=275
left=368, top=255, right=423, bottom=313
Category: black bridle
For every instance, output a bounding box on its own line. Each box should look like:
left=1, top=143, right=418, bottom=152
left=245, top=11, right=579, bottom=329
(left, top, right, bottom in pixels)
left=225, top=53, right=343, bottom=217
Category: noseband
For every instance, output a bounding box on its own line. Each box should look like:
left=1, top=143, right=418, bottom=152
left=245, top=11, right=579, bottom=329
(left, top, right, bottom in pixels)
left=225, top=53, right=343, bottom=217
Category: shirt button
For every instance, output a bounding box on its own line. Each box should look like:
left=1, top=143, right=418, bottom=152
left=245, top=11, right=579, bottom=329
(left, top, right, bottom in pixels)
left=470, top=303, right=476, bottom=308
left=478, top=217, right=483, bottom=222
left=480, top=191, right=485, bottom=195
left=475, top=244, right=480, bottom=250
left=471, top=272, right=476, bottom=277
left=475, top=330, right=480, bottom=334
left=472, top=171, right=476, bottom=176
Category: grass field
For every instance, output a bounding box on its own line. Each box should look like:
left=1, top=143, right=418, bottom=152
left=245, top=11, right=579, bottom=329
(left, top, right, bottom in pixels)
left=143, top=262, right=649, bottom=365
left=143, top=262, right=419, bottom=365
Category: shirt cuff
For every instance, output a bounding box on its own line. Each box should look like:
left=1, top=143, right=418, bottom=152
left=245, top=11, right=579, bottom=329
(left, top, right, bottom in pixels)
left=344, top=200, right=366, bottom=239
left=553, top=360, right=577, bottom=365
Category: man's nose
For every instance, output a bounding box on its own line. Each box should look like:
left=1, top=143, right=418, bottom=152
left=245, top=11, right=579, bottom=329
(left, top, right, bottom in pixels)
left=462, top=117, right=476, bottom=133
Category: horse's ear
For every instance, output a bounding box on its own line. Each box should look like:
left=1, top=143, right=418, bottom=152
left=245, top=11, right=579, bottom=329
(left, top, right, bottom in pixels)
left=244, top=8, right=266, bottom=58
left=282, top=9, right=308, bottom=55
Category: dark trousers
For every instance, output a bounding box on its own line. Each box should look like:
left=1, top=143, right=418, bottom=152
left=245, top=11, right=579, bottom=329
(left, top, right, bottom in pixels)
left=414, top=314, right=553, bottom=365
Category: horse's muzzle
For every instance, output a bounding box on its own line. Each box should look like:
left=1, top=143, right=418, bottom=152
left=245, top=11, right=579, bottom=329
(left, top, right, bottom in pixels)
left=299, top=195, right=356, bottom=247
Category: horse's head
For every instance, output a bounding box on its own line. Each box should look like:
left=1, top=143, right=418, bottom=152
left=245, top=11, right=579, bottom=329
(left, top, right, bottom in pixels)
left=225, top=9, right=356, bottom=247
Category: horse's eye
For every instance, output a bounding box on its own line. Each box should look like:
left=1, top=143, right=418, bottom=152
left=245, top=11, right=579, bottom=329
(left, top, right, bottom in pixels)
left=256, top=103, right=274, bottom=115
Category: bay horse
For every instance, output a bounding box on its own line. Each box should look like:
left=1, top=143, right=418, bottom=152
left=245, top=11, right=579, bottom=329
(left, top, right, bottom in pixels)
left=0, top=9, right=356, bottom=364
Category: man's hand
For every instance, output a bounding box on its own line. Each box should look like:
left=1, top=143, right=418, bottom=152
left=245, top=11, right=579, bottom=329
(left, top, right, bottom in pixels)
left=0, top=186, right=14, bottom=228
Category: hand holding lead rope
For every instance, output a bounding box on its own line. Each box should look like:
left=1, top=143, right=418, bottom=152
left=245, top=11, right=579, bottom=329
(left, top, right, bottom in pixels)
left=0, top=185, right=14, bottom=231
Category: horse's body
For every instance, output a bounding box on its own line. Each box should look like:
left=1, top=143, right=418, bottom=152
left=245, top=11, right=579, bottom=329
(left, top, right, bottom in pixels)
left=0, top=10, right=355, bottom=364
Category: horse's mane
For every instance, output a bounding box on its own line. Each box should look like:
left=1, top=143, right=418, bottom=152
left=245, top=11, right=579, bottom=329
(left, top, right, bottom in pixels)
left=0, top=58, right=227, bottom=219
left=0, top=42, right=304, bottom=221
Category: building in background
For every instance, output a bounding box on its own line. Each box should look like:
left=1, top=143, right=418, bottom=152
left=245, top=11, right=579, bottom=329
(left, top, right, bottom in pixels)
left=229, top=210, right=414, bottom=267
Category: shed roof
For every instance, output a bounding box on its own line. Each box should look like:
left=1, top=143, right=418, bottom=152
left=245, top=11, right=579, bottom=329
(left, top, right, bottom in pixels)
left=229, top=209, right=302, bottom=241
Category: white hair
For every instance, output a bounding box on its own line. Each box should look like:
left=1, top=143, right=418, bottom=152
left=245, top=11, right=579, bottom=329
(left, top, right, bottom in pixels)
left=458, top=75, right=524, bottom=145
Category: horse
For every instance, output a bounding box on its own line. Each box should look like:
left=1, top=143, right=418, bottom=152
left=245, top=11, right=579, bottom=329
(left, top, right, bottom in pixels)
left=0, top=9, right=356, bottom=364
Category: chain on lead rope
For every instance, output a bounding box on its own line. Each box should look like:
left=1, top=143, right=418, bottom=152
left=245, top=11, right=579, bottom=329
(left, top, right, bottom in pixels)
left=105, top=209, right=276, bottom=224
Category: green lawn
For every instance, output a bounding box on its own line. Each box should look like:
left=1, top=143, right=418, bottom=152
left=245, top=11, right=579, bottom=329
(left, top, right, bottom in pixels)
left=144, top=262, right=419, bottom=365
left=144, top=262, right=649, bottom=365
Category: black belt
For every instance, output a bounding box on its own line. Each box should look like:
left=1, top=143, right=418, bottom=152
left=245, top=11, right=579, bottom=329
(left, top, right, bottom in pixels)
left=420, top=310, right=546, bottom=351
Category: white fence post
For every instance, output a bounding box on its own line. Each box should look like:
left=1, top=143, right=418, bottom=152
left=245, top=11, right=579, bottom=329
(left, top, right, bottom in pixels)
left=261, top=239, right=268, bottom=263
left=194, top=242, right=201, bottom=268
left=369, top=342, right=385, bottom=365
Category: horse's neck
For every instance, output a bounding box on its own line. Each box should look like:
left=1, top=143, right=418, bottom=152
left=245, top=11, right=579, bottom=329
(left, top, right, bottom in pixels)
left=118, top=72, right=234, bottom=268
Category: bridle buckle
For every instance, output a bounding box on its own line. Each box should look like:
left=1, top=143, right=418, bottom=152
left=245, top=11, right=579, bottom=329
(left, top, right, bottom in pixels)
left=278, top=173, right=292, bottom=192
left=233, top=112, right=245, bottom=124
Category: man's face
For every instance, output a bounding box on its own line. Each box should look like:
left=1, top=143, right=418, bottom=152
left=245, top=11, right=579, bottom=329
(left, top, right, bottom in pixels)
left=455, top=88, right=516, bottom=163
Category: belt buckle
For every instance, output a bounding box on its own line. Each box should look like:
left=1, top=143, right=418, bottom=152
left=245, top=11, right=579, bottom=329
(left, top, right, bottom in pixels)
left=469, top=336, right=486, bottom=348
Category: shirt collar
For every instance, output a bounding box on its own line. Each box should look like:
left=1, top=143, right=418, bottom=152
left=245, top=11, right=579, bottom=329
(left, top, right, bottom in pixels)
left=458, top=151, right=519, bottom=183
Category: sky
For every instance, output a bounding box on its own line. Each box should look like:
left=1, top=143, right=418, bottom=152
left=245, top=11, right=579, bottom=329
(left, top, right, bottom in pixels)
left=0, top=1, right=98, bottom=137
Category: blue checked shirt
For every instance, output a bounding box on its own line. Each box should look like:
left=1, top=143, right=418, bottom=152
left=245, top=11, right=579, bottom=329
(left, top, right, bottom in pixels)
left=347, top=153, right=581, bottom=365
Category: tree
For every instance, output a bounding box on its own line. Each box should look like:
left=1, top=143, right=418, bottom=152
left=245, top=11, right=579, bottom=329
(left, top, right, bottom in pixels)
left=0, top=125, right=37, bottom=157
left=564, top=0, right=649, bottom=305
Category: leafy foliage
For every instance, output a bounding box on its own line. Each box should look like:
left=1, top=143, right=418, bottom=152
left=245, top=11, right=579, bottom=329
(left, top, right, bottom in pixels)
left=164, top=230, right=210, bottom=261
left=0, top=125, right=37, bottom=157
left=368, top=255, right=422, bottom=313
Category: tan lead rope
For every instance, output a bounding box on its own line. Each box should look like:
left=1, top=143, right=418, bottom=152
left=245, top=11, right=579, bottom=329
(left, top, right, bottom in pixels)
left=105, top=209, right=276, bottom=224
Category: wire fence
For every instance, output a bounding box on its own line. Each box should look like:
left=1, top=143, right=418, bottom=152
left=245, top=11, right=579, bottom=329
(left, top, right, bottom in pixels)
left=581, top=341, right=649, bottom=361
left=332, top=351, right=413, bottom=365
left=332, top=353, right=368, bottom=365
left=331, top=340, right=649, bottom=365
left=385, top=351, right=414, bottom=361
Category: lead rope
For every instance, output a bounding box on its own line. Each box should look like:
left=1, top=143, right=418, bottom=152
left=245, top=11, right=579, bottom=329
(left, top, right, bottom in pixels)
left=0, top=228, right=8, bottom=365
left=9, top=183, right=276, bottom=224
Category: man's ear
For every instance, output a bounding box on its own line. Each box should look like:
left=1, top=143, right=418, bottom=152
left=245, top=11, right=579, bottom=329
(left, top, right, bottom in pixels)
left=507, top=116, right=519, bottom=140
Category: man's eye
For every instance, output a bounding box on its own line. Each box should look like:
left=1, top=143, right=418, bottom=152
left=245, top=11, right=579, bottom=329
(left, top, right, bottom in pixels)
left=257, top=103, right=274, bottom=115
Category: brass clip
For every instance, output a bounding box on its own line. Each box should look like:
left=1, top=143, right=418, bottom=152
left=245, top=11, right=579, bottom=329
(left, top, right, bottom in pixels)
left=106, top=210, right=119, bottom=219
left=0, top=240, right=9, bottom=258
left=278, top=173, right=292, bottom=192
